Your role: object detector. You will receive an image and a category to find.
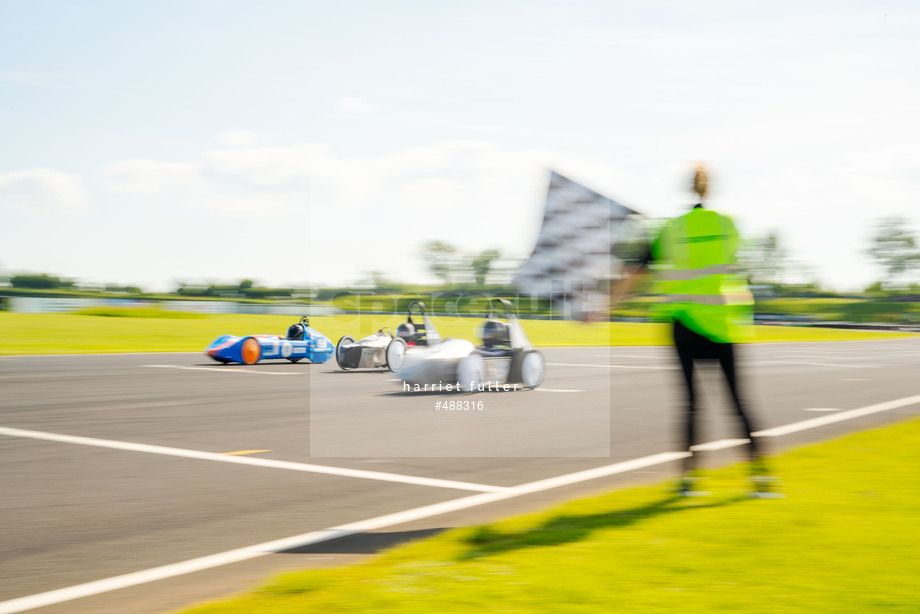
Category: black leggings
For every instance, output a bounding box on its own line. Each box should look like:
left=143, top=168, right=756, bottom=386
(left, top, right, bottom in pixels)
left=672, top=320, right=761, bottom=473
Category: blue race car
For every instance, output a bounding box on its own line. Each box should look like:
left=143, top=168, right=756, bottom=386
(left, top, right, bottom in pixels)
left=205, top=316, right=335, bottom=365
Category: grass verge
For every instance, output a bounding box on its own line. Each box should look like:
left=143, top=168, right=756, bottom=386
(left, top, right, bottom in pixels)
left=72, top=306, right=207, bottom=318
left=758, top=297, right=920, bottom=324
left=176, top=416, right=920, bottom=613
left=0, top=312, right=914, bottom=355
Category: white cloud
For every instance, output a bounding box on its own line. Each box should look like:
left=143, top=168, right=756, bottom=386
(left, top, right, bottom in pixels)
left=337, top=97, right=378, bottom=113
left=0, top=71, right=104, bottom=91
left=94, top=128, right=920, bottom=290
left=216, top=130, right=260, bottom=147
left=0, top=168, right=88, bottom=212
left=96, top=139, right=559, bottom=284
left=201, top=143, right=335, bottom=186
left=103, top=160, right=205, bottom=194
left=101, top=139, right=550, bottom=223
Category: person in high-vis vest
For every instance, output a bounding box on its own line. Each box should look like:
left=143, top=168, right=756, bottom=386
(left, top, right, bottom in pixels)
left=614, top=164, right=780, bottom=497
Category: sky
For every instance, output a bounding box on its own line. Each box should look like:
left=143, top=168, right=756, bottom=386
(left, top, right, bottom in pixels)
left=1, top=0, right=919, bottom=292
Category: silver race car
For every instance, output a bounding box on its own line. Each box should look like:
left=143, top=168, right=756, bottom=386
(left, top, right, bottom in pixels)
left=383, top=301, right=443, bottom=372
left=335, top=301, right=442, bottom=371
left=335, top=328, right=394, bottom=370
left=395, top=298, right=545, bottom=392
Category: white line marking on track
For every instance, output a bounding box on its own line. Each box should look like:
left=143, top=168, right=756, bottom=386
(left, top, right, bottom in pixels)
left=753, top=394, right=920, bottom=437
left=3, top=393, right=920, bottom=613
left=790, top=361, right=878, bottom=369
left=144, top=364, right=299, bottom=375
left=746, top=360, right=878, bottom=369
left=1, top=336, right=914, bottom=360
left=690, top=438, right=749, bottom=451
left=0, top=451, right=687, bottom=614
left=750, top=335, right=918, bottom=346
left=548, top=362, right=672, bottom=370
left=0, top=427, right=504, bottom=493
left=382, top=379, right=584, bottom=392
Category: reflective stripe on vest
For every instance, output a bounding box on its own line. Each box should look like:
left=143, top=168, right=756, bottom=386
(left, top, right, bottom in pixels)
left=657, top=263, right=734, bottom=282
left=660, top=291, right=754, bottom=305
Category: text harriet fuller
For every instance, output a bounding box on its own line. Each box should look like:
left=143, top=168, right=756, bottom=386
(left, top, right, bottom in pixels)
left=402, top=380, right=520, bottom=392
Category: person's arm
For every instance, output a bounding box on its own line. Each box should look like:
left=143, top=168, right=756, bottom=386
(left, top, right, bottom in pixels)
left=583, top=240, right=652, bottom=322
left=609, top=263, right=648, bottom=314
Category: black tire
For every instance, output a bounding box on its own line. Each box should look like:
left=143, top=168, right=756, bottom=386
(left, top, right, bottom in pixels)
left=335, top=335, right=355, bottom=370
left=288, top=357, right=303, bottom=363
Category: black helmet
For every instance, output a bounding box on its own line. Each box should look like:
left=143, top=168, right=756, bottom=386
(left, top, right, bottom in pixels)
left=396, top=322, right=416, bottom=341
left=286, top=323, right=305, bottom=340
left=481, top=319, right=510, bottom=347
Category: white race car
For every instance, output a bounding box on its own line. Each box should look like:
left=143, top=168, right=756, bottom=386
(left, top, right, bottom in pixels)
left=334, top=328, right=394, bottom=370
left=395, top=298, right=545, bottom=392
left=383, top=301, right=443, bottom=372
left=335, top=301, right=442, bottom=371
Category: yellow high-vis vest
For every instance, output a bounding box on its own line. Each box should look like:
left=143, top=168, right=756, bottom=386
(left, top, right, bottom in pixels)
left=651, top=207, right=753, bottom=343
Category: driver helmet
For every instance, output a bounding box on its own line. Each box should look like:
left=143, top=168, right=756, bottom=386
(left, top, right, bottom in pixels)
left=396, top=322, right=417, bottom=345
left=286, top=323, right=305, bottom=340
left=481, top=319, right=510, bottom=347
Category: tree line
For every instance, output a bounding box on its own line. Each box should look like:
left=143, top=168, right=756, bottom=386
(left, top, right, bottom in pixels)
left=5, top=217, right=920, bottom=296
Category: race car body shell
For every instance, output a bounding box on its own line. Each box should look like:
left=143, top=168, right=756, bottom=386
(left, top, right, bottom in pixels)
left=205, top=326, right=334, bottom=365
left=394, top=338, right=476, bottom=385
left=336, top=332, right=393, bottom=369
left=337, top=301, right=444, bottom=372
left=393, top=298, right=545, bottom=391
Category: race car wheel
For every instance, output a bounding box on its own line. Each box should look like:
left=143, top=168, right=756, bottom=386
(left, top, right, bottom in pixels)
left=457, top=353, right=486, bottom=392
left=520, top=350, right=545, bottom=389
left=385, top=338, right=408, bottom=372
left=288, top=358, right=303, bottom=363
left=241, top=337, right=262, bottom=365
left=335, top=335, right=354, bottom=370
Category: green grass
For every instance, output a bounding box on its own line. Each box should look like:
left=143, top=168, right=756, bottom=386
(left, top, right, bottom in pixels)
left=616, top=297, right=920, bottom=325
left=0, top=312, right=914, bottom=355
left=176, top=417, right=920, bottom=613
left=758, top=298, right=920, bottom=324
left=73, top=306, right=207, bottom=318
left=0, top=286, right=279, bottom=302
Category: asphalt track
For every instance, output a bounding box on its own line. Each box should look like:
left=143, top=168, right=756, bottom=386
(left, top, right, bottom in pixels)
left=3, top=337, right=920, bottom=614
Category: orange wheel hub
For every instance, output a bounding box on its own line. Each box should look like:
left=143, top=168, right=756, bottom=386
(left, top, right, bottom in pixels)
left=241, top=338, right=261, bottom=364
